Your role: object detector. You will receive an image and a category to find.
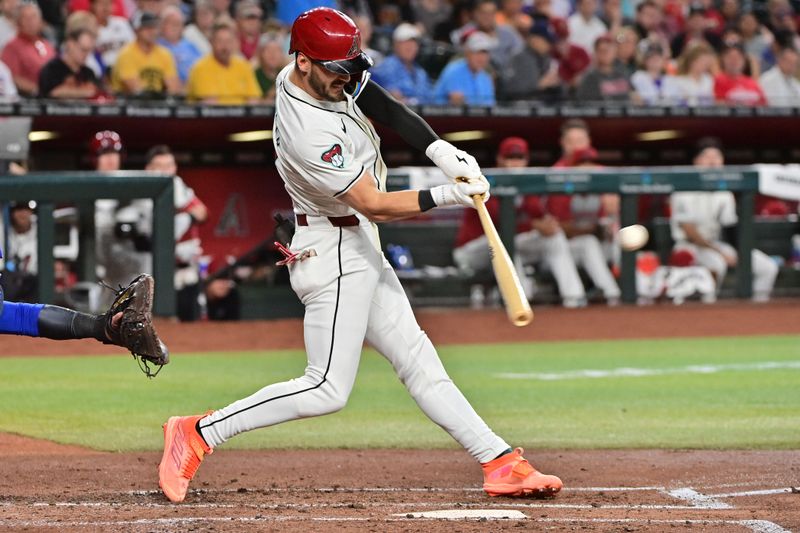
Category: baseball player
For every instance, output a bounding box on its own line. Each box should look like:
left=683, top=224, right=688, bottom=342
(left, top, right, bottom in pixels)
left=158, top=7, right=563, bottom=503
left=453, top=136, right=588, bottom=306
left=670, top=137, right=779, bottom=302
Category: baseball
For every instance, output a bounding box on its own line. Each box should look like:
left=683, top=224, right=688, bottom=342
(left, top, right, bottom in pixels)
left=618, top=224, right=649, bottom=252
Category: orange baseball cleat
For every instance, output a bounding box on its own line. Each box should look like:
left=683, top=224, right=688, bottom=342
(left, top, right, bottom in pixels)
left=158, top=412, right=213, bottom=503
left=482, top=448, right=563, bottom=497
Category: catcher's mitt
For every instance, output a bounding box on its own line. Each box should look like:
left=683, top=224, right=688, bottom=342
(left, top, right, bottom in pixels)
left=103, top=274, right=169, bottom=378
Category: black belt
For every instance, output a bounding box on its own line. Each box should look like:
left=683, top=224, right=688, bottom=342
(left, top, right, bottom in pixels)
left=296, top=214, right=360, bottom=227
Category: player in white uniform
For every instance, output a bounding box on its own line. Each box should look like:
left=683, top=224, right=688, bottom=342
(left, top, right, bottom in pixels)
left=158, top=7, right=563, bottom=504
left=670, top=138, right=778, bottom=301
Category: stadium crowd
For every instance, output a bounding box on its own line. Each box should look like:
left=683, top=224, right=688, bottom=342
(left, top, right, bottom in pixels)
left=0, top=0, right=798, bottom=105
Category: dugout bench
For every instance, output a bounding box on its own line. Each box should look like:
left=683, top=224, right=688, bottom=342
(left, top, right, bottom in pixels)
left=0, top=172, right=176, bottom=315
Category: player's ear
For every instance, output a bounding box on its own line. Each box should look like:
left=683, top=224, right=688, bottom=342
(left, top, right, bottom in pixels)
left=295, top=53, right=312, bottom=74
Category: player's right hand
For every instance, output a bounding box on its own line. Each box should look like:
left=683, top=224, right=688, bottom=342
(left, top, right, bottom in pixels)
left=430, top=179, right=490, bottom=209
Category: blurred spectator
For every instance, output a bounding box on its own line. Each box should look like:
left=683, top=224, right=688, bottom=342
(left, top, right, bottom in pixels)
left=713, top=42, right=767, bottom=106
left=673, top=42, right=716, bottom=106
left=453, top=136, right=587, bottom=307
left=433, top=0, right=472, bottom=43
left=568, top=0, right=608, bottom=56
left=69, top=0, right=127, bottom=19
left=0, top=57, right=17, bottom=98
left=614, top=25, right=640, bottom=77
left=234, top=0, right=261, bottom=60
left=766, top=0, right=797, bottom=36
left=694, top=0, right=726, bottom=36
left=759, top=44, right=800, bottom=106
left=497, top=17, right=561, bottom=102
left=254, top=32, right=288, bottom=102
left=551, top=17, right=592, bottom=90
left=158, top=5, right=201, bottom=83
left=90, top=0, right=134, bottom=77
left=600, top=0, right=631, bottom=35
left=183, top=0, right=213, bottom=56
left=0, top=201, right=38, bottom=302
left=721, top=27, right=762, bottom=77
left=549, top=119, right=621, bottom=305
left=144, top=144, right=208, bottom=322
left=630, top=40, right=681, bottom=104
left=670, top=137, right=778, bottom=302
left=0, top=0, right=18, bottom=50
left=670, top=6, right=721, bottom=58
left=576, top=34, right=631, bottom=103
left=0, top=2, right=56, bottom=96
left=370, top=22, right=433, bottom=105
left=275, top=0, right=335, bottom=27
left=38, top=27, right=103, bottom=98
left=411, top=0, right=451, bottom=39
left=633, top=0, right=667, bottom=42
left=186, top=22, right=260, bottom=104
left=456, top=0, right=523, bottom=71
left=353, top=14, right=385, bottom=66
left=112, top=11, right=180, bottom=97
left=719, top=0, right=741, bottom=28
left=433, top=30, right=495, bottom=105
left=209, top=0, right=231, bottom=18
left=496, top=0, right=533, bottom=35
left=739, top=11, right=773, bottom=72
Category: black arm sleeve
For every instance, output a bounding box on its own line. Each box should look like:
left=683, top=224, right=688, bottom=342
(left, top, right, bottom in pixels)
left=357, top=80, right=439, bottom=153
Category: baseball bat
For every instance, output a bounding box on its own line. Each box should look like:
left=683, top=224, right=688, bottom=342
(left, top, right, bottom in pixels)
left=471, top=191, right=534, bottom=327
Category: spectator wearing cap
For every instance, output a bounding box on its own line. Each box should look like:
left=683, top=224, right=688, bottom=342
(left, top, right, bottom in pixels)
left=759, top=45, right=800, bottom=106
left=370, top=23, right=433, bottom=105
left=453, top=136, right=588, bottom=307
left=670, top=6, right=721, bottom=58
left=455, top=0, right=523, bottom=71
left=673, top=42, right=715, bottom=106
left=157, top=5, right=201, bottom=83
left=497, top=17, right=561, bottom=102
left=0, top=2, right=56, bottom=96
left=568, top=0, right=608, bottom=56
left=112, top=11, right=180, bottom=96
left=254, top=32, right=288, bottom=102
left=38, top=27, right=104, bottom=98
left=186, top=22, right=260, bottom=104
left=550, top=17, right=591, bottom=90
left=433, top=31, right=496, bottom=105
left=0, top=58, right=17, bottom=99
left=670, top=138, right=778, bottom=302
left=235, top=0, right=261, bottom=60
left=89, top=0, right=134, bottom=77
left=714, top=43, right=766, bottom=106
left=630, top=40, right=682, bottom=104
left=575, top=34, right=632, bottom=103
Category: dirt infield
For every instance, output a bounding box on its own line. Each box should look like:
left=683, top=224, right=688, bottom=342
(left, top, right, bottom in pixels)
left=1, top=300, right=799, bottom=531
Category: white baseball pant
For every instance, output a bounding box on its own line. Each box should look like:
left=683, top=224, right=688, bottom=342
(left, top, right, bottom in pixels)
left=199, top=216, right=510, bottom=463
left=567, top=235, right=621, bottom=300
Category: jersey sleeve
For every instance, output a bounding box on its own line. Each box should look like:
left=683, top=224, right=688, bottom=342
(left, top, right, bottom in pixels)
left=670, top=192, right=698, bottom=224
left=173, top=177, right=196, bottom=210
left=292, top=131, right=366, bottom=198
left=717, top=192, right=738, bottom=227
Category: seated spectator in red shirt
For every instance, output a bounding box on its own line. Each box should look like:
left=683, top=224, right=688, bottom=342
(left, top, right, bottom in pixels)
left=0, top=2, right=55, bottom=96
left=575, top=34, right=631, bottom=103
left=714, top=42, right=767, bottom=106
left=550, top=17, right=591, bottom=90
left=38, top=27, right=104, bottom=98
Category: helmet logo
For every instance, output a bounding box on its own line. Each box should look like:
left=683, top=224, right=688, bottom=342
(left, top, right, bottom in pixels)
left=346, top=34, right=359, bottom=58
left=321, top=144, right=344, bottom=168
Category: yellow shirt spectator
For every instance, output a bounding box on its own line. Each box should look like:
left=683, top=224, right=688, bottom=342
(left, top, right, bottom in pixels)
left=112, top=41, right=178, bottom=95
left=186, top=53, right=261, bottom=104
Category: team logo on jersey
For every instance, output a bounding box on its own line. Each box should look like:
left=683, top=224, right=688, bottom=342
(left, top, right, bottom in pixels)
left=321, top=144, right=344, bottom=168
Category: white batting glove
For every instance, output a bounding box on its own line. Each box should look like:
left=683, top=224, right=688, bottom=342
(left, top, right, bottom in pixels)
left=430, top=180, right=490, bottom=209
left=426, top=139, right=483, bottom=183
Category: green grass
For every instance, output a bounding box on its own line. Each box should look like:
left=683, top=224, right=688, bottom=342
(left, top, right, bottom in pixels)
left=0, top=335, right=798, bottom=451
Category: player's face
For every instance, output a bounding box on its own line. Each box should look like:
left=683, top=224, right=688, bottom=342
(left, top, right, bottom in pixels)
left=694, top=147, right=724, bottom=168
left=146, top=153, right=177, bottom=175
left=561, top=128, right=590, bottom=157
left=96, top=152, right=121, bottom=171
left=308, top=62, right=351, bottom=102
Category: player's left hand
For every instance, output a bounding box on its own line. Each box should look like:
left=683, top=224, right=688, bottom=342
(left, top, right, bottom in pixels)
left=426, top=140, right=483, bottom=183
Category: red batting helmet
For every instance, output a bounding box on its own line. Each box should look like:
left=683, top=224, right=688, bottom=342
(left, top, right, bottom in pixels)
left=289, top=7, right=373, bottom=75
left=90, top=130, right=123, bottom=156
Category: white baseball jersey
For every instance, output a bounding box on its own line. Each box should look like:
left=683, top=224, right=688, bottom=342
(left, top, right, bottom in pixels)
left=272, top=64, right=387, bottom=218
left=96, top=16, right=135, bottom=70
left=670, top=191, right=737, bottom=242
left=6, top=222, right=38, bottom=274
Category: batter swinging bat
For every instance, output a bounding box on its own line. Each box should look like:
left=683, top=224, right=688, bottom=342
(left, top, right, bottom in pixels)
left=470, top=184, right=534, bottom=327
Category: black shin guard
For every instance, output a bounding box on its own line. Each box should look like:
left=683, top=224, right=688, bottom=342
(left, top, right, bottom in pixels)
left=37, top=305, right=107, bottom=342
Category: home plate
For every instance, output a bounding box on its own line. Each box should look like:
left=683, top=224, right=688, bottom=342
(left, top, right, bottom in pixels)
left=395, top=509, right=527, bottom=520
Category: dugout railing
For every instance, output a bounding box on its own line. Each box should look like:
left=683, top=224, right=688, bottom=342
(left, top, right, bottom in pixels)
left=387, top=166, right=763, bottom=304
left=0, top=172, right=176, bottom=315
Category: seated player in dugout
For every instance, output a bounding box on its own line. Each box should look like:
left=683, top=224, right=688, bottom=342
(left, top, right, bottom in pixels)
left=157, top=7, right=563, bottom=504
left=453, top=136, right=590, bottom=307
